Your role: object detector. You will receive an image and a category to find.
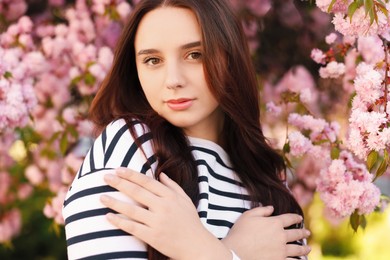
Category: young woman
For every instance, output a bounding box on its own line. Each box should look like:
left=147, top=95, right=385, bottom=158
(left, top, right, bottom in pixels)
left=62, top=0, right=311, bottom=259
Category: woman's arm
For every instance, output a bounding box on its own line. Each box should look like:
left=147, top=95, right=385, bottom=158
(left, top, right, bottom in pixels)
left=221, top=206, right=311, bottom=260
left=101, top=168, right=232, bottom=260
left=62, top=120, right=156, bottom=259
left=101, top=168, right=311, bottom=260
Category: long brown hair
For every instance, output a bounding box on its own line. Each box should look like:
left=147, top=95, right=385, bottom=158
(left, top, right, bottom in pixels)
left=90, top=0, right=303, bottom=259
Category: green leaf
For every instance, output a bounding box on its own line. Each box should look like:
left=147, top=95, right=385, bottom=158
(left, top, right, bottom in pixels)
left=331, top=147, right=340, bottom=159
left=374, top=157, right=388, bottom=181
left=366, top=150, right=378, bottom=171
left=360, top=214, right=367, bottom=230
left=364, top=0, right=374, bottom=15
left=84, top=72, right=96, bottom=86
left=3, top=71, right=12, bottom=79
left=281, top=91, right=300, bottom=103
left=377, top=0, right=389, bottom=17
left=67, top=125, right=79, bottom=139
left=384, top=149, right=389, bottom=163
left=283, top=142, right=291, bottom=154
left=70, top=75, right=82, bottom=86
left=368, top=8, right=377, bottom=24
left=350, top=210, right=360, bottom=232
left=284, top=155, right=294, bottom=169
left=48, top=131, right=62, bottom=145
left=60, top=133, right=68, bottom=155
left=327, top=0, right=338, bottom=12
left=348, top=1, right=361, bottom=21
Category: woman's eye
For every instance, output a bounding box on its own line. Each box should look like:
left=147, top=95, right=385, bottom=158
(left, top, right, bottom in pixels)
left=188, top=52, right=202, bottom=60
left=144, top=57, right=161, bottom=65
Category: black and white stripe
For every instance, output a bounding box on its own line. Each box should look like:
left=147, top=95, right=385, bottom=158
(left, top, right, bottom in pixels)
left=63, top=119, right=302, bottom=259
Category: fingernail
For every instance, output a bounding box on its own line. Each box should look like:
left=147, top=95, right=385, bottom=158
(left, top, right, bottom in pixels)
left=104, top=174, right=119, bottom=184
left=100, top=195, right=111, bottom=203
left=305, top=230, right=311, bottom=236
left=160, top=172, right=169, bottom=179
left=106, top=212, right=116, bottom=221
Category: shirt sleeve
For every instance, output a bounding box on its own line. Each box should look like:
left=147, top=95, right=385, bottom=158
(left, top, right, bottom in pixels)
left=62, top=119, right=156, bottom=260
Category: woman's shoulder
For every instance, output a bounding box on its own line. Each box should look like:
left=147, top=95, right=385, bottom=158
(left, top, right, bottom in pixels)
left=104, top=118, right=150, bottom=138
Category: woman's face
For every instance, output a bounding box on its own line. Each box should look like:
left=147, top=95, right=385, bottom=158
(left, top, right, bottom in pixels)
left=134, top=7, right=224, bottom=142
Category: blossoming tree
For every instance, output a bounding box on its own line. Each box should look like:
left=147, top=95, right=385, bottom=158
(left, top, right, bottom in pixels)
left=0, top=0, right=389, bottom=249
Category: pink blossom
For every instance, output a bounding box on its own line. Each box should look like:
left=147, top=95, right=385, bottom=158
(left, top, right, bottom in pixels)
left=276, top=66, right=316, bottom=94
left=291, top=184, right=313, bottom=207
left=46, top=161, right=63, bottom=192
left=325, top=32, right=338, bottom=44
left=353, top=63, right=383, bottom=104
left=358, top=36, right=385, bottom=65
left=277, top=1, right=303, bottom=28
left=43, top=187, right=68, bottom=224
left=311, top=48, right=326, bottom=64
left=319, top=61, right=346, bottom=78
left=49, top=0, right=65, bottom=7
left=316, top=151, right=381, bottom=218
left=288, top=131, right=313, bottom=157
left=17, top=184, right=33, bottom=200
left=62, top=107, right=78, bottom=125
left=358, top=184, right=381, bottom=214
left=246, top=0, right=271, bottom=17
left=230, top=0, right=271, bottom=17
left=316, top=0, right=351, bottom=13
left=76, top=119, right=94, bottom=137
left=350, top=110, right=386, bottom=136
left=346, top=128, right=369, bottom=159
left=333, top=6, right=390, bottom=37
left=97, top=46, right=114, bottom=69
left=116, top=2, right=132, bottom=20
left=342, top=48, right=358, bottom=93
left=265, top=101, right=282, bottom=117
left=25, top=165, right=44, bottom=186
left=0, top=209, right=22, bottom=243
left=288, top=113, right=328, bottom=134
left=299, top=88, right=314, bottom=104
left=61, top=152, right=83, bottom=184
left=0, top=172, right=12, bottom=204
left=241, top=20, right=259, bottom=53
left=0, top=0, right=27, bottom=21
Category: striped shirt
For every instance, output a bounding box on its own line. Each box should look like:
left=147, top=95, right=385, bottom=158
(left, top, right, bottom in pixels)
left=63, top=119, right=253, bottom=259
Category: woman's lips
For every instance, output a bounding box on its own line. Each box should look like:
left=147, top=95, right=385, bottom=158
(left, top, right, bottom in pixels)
left=166, top=98, right=194, bottom=110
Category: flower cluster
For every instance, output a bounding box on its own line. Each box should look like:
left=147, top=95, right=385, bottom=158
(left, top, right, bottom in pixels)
left=0, top=0, right=129, bottom=243
left=261, top=1, right=389, bottom=227
left=316, top=151, right=381, bottom=218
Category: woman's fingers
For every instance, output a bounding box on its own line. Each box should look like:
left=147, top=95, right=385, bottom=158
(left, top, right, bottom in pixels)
left=100, top=194, right=152, bottom=225
left=104, top=173, right=158, bottom=207
left=115, top=168, right=171, bottom=197
left=105, top=212, right=152, bottom=242
left=285, top=228, right=310, bottom=243
left=159, top=172, right=191, bottom=201
left=286, top=243, right=311, bottom=258
left=274, top=213, right=303, bottom=228
left=241, top=206, right=274, bottom=217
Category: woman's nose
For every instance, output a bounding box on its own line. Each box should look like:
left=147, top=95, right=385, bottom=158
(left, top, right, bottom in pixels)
left=165, top=61, right=184, bottom=90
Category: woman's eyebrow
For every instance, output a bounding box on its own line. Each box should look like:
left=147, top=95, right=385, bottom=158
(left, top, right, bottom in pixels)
left=137, top=48, right=158, bottom=55
left=181, top=41, right=201, bottom=50
left=137, top=41, right=202, bottom=56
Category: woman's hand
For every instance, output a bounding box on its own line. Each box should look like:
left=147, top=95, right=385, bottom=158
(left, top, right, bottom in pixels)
left=222, top=206, right=311, bottom=260
left=100, top=168, right=231, bottom=260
